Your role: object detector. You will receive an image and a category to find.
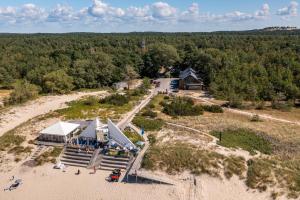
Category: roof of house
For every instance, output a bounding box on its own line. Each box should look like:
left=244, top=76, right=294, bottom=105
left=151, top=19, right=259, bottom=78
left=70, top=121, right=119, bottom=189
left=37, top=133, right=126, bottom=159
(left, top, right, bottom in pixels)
left=179, top=67, right=200, bottom=80
left=40, top=121, right=80, bottom=136
left=79, top=117, right=105, bottom=139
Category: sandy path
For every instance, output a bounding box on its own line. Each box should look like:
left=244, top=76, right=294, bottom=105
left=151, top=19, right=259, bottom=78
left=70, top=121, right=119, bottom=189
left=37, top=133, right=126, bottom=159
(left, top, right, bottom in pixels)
left=0, top=91, right=107, bottom=137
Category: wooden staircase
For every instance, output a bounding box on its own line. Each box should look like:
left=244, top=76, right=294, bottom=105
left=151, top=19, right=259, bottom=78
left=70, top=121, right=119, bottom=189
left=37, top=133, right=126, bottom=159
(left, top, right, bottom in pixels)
left=60, top=146, right=93, bottom=168
left=99, top=155, right=131, bottom=171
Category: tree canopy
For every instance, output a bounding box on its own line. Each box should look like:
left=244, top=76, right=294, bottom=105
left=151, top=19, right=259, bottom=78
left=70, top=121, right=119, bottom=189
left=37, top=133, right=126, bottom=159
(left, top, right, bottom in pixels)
left=0, top=32, right=299, bottom=104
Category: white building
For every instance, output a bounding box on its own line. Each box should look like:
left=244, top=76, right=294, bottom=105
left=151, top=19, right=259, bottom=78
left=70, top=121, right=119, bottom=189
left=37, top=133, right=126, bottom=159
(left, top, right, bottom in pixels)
left=38, top=121, right=80, bottom=143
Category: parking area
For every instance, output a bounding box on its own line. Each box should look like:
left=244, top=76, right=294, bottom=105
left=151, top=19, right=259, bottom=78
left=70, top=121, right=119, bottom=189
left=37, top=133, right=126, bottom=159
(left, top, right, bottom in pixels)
left=155, top=78, right=179, bottom=93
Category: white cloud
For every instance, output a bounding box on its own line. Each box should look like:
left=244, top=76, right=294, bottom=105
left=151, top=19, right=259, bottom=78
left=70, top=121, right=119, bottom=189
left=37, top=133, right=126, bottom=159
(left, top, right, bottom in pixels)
left=48, top=4, right=79, bottom=22
left=151, top=2, right=176, bottom=19
left=277, top=1, right=298, bottom=17
left=18, top=4, right=47, bottom=22
left=88, top=0, right=125, bottom=19
left=0, top=6, right=16, bottom=16
left=180, top=3, right=200, bottom=22
left=0, top=1, right=297, bottom=32
left=255, top=3, right=270, bottom=18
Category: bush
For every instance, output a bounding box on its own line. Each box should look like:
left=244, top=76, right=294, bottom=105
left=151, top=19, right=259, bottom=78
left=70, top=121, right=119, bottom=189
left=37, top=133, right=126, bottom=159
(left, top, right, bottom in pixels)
left=141, top=109, right=157, bottom=118
left=147, top=134, right=157, bottom=145
left=147, top=103, right=155, bottom=109
left=83, top=96, right=99, bottom=106
left=4, top=80, right=39, bottom=105
left=211, top=129, right=273, bottom=155
left=100, top=94, right=129, bottom=106
left=202, top=105, right=224, bottom=113
left=124, top=130, right=144, bottom=144
left=271, top=100, right=293, bottom=112
left=132, top=116, right=164, bottom=131
left=162, top=97, right=203, bottom=116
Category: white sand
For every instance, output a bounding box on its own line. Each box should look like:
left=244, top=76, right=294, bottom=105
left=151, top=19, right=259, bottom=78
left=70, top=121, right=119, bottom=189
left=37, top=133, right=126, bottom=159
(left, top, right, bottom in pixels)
left=0, top=165, right=179, bottom=200
left=0, top=91, right=107, bottom=137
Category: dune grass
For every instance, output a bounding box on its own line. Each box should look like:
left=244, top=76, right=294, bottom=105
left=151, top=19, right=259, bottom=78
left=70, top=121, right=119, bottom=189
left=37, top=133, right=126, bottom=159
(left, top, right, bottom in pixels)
left=132, top=116, right=164, bottom=131
left=0, top=132, right=25, bottom=151
left=246, top=158, right=300, bottom=198
left=142, top=143, right=246, bottom=178
left=123, top=129, right=144, bottom=144
left=211, top=128, right=273, bottom=155
left=35, top=147, right=62, bottom=166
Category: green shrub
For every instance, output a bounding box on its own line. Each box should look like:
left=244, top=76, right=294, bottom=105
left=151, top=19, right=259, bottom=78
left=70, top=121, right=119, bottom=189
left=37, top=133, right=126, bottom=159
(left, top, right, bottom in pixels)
left=4, top=80, right=39, bottom=105
left=271, top=100, right=293, bottom=112
left=124, top=130, right=144, bottom=144
left=132, top=116, right=164, bottom=131
left=141, top=109, right=157, bottom=118
left=202, top=105, right=224, bottom=113
left=83, top=96, right=99, bottom=106
left=147, top=103, right=155, bottom=109
left=164, top=96, right=170, bottom=100
left=100, top=94, right=129, bottom=106
left=211, top=129, right=273, bottom=155
left=147, top=134, right=157, bottom=145
left=162, top=97, right=203, bottom=116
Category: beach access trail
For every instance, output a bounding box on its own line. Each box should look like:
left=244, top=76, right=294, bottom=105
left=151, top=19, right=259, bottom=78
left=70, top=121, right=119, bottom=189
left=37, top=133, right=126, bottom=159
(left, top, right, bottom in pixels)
left=0, top=91, right=107, bottom=137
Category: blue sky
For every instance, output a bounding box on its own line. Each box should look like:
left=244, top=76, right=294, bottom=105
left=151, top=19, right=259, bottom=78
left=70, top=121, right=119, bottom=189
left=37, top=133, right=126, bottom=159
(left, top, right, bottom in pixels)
left=0, top=0, right=299, bottom=33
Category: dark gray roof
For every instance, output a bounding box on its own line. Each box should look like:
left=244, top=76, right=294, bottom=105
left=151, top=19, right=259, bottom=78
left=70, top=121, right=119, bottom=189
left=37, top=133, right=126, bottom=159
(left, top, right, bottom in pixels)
left=179, top=67, right=199, bottom=80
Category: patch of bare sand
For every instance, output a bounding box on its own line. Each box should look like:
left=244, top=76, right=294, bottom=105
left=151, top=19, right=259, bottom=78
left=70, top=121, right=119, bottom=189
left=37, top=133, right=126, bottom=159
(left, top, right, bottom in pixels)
left=0, top=90, right=108, bottom=137
left=0, top=165, right=179, bottom=200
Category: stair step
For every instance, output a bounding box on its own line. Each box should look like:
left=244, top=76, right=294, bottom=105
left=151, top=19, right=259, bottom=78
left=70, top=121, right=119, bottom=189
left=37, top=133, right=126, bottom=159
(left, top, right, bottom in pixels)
left=65, top=149, right=93, bottom=155
left=102, top=155, right=130, bottom=162
left=101, top=160, right=129, bottom=166
left=100, top=162, right=127, bottom=169
left=64, top=152, right=92, bottom=157
left=61, top=158, right=90, bottom=165
left=62, top=155, right=91, bottom=161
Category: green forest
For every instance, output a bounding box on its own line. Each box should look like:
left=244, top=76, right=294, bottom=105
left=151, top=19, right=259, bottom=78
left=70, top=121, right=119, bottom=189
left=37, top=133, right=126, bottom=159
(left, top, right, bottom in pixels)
left=0, top=31, right=300, bottom=105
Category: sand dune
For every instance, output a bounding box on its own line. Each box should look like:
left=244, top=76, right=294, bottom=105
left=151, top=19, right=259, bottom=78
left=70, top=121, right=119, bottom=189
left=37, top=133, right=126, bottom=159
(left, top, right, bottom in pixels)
left=0, top=90, right=107, bottom=137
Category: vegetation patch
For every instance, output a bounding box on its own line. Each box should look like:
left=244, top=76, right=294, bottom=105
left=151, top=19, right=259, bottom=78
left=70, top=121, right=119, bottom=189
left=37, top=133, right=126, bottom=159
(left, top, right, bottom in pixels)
left=162, top=97, right=203, bottom=116
left=8, top=146, right=33, bottom=156
left=211, top=129, right=273, bottom=155
left=132, top=116, right=164, bottom=131
left=142, top=143, right=246, bottom=178
left=202, top=105, right=224, bottom=113
left=0, top=132, right=25, bottom=151
left=123, top=128, right=144, bottom=144
left=4, top=80, right=39, bottom=106
left=100, top=93, right=129, bottom=106
left=35, top=147, right=62, bottom=166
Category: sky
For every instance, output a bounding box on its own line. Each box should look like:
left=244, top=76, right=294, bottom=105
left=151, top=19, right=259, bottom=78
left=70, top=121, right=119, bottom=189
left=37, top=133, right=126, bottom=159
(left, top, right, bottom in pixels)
left=0, top=0, right=299, bottom=33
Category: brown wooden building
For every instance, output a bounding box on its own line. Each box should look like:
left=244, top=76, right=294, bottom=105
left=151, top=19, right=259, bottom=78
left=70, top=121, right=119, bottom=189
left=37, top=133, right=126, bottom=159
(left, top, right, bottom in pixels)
left=179, top=68, right=204, bottom=90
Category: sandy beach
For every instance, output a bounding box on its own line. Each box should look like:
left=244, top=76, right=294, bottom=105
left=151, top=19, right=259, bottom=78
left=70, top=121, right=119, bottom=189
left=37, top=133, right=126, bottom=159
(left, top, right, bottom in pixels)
left=0, top=165, right=178, bottom=200
left=0, top=163, right=279, bottom=200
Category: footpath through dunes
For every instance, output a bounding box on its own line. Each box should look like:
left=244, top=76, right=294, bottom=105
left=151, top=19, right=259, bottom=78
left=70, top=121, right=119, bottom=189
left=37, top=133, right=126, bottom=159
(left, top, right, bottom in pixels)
left=0, top=90, right=108, bottom=137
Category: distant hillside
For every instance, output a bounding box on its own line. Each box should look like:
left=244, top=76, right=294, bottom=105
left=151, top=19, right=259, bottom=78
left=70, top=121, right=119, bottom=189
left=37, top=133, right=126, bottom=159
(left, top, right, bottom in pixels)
left=261, top=26, right=298, bottom=31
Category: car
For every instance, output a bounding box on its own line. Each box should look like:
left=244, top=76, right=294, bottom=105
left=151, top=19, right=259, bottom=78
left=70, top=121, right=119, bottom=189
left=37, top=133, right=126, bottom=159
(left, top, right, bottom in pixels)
left=106, top=169, right=122, bottom=182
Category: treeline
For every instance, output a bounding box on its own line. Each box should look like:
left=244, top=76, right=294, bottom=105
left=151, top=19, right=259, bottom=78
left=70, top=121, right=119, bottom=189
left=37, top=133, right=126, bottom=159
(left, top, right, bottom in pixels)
left=0, top=32, right=300, bottom=105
